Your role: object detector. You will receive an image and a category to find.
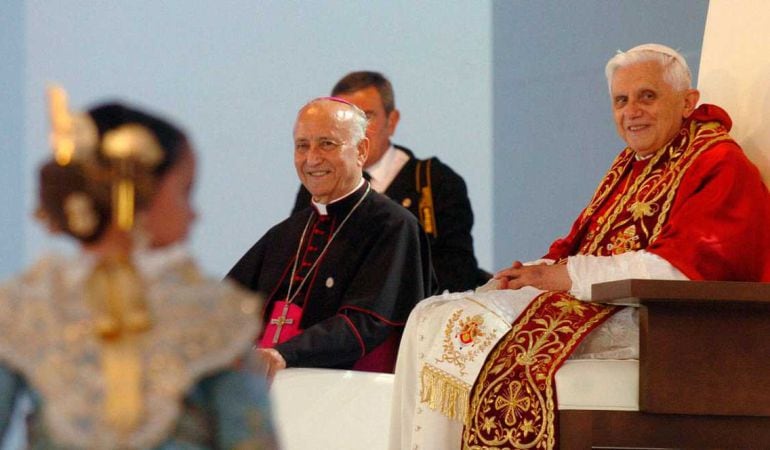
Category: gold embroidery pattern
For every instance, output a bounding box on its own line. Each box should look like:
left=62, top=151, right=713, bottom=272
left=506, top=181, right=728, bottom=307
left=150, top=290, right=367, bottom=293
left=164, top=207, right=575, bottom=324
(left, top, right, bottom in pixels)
left=436, top=310, right=496, bottom=376
left=577, top=120, right=733, bottom=257
left=584, top=146, right=665, bottom=256
left=649, top=122, right=732, bottom=242
left=607, top=224, right=641, bottom=254
left=462, top=293, right=617, bottom=450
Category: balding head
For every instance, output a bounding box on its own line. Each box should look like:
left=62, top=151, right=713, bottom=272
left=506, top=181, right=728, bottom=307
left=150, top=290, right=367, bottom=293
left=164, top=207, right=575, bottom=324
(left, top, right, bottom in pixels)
left=293, top=98, right=370, bottom=204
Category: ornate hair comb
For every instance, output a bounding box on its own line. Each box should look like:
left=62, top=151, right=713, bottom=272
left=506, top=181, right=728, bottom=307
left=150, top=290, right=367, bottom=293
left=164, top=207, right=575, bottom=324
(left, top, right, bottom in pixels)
left=47, top=84, right=98, bottom=166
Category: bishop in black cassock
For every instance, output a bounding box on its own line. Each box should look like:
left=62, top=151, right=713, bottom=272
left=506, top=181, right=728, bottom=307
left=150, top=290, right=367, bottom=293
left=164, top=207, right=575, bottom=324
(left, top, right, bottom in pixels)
left=227, top=97, right=432, bottom=374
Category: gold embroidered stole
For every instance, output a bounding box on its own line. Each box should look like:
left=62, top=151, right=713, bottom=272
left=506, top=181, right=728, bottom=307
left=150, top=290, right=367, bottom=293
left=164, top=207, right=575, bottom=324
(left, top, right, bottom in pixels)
left=572, top=120, right=732, bottom=256
left=460, top=118, right=733, bottom=449
left=462, top=293, right=616, bottom=449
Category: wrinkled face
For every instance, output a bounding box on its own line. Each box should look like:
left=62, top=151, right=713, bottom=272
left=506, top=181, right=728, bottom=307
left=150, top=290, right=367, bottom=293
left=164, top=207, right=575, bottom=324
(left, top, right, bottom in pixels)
left=142, top=147, right=197, bottom=247
left=337, top=86, right=399, bottom=168
left=611, top=60, right=698, bottom=157
left=293, top=102, right=369, bottom=204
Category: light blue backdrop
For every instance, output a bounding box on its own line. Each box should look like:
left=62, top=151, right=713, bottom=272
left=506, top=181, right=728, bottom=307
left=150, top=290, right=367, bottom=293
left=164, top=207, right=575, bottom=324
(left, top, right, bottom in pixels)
left=1, top=1, right=708, bottom=280
left=0, top=1, right=25, bottom=281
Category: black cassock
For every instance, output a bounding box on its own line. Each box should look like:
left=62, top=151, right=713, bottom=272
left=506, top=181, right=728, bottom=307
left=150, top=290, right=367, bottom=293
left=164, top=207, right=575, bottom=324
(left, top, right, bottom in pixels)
left=228, top=182, right=433, bottom=370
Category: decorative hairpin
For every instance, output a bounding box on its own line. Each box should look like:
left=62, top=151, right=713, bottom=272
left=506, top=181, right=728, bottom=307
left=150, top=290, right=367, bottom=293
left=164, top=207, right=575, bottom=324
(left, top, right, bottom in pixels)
left=47, top=84, right=98, bottom=166
left=102, top=124, right=163, bottom=231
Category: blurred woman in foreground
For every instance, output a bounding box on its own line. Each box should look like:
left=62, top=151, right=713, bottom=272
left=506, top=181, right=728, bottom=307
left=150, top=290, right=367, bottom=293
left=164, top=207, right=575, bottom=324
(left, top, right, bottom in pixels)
left=0, top=88, right=277, bottom=449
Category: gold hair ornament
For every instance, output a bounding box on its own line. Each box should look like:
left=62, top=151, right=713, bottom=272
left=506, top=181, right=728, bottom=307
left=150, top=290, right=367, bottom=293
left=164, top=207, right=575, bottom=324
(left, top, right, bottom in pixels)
left=102, top=124, right=163, bottom=232
left=47, top=85, right=98, bottom=166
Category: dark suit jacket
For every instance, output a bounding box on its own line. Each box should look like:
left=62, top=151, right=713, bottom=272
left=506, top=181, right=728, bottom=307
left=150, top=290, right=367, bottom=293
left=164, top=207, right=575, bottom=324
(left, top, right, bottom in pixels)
left=292, top=145, right=488, bottom=292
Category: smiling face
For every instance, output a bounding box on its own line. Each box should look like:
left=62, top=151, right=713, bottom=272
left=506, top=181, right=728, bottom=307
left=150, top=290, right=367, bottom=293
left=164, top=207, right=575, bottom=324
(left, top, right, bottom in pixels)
left=611, top=60, right=699, bottom=157
left=293, top=101, right=369, bottom=204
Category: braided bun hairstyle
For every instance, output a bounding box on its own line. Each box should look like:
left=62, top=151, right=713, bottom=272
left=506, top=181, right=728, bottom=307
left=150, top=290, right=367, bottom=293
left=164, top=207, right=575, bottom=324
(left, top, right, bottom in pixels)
left=37, top=102, right=187, bottom=243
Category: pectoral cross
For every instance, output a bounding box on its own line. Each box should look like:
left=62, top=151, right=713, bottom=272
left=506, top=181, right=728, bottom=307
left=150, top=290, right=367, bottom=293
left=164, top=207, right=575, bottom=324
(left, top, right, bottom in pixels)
left=271, top=302, right=295, bottom=344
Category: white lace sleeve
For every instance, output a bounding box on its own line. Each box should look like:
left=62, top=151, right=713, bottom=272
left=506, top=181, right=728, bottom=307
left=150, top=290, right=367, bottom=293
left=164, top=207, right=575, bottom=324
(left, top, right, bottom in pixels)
left=566, top=250, right=689, bottom=301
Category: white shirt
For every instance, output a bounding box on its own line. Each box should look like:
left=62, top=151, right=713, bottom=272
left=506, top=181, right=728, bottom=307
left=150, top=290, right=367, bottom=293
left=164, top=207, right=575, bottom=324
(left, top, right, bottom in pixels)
left=365, top=145, right=410, bottom=193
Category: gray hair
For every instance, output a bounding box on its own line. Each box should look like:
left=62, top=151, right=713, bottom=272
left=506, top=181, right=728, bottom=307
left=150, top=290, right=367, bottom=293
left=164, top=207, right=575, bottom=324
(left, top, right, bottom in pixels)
left=301, top=97, right=369, bottom=144
left=605, top=43, right=692, bottom=93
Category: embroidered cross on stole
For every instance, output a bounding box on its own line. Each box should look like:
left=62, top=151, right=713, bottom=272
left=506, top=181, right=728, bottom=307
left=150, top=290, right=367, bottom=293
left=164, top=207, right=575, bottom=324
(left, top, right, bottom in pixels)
left=260, top=214, right=333, bottom=348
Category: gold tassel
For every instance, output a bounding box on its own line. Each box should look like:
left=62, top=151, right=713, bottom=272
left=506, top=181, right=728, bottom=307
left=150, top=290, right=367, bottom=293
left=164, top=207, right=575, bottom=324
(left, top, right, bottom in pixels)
left=415, top=159, right=438, bottom=237
left=419, top=185, right=436, bottom=236
left=420, top=364, right=471, bottom=422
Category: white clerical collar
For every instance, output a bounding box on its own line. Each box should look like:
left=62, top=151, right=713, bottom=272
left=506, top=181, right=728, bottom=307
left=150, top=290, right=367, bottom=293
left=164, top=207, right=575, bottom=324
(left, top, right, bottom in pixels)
left=634, top=152, right=655, bottom=161
left=366, top=144, right=409, bottom=193
left=312, top=177, right=365, bottom=215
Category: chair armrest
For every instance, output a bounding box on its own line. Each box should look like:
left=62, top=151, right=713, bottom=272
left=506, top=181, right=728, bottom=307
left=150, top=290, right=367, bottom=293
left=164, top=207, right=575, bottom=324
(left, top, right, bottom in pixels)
left=592, top=278, right=770, bottom=305
left=590, top=279, right=770, bottom=417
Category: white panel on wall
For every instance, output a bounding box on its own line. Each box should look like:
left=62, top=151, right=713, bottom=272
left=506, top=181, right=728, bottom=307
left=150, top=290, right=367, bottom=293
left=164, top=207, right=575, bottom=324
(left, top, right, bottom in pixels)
left=698, top=0, right=770, bottom=186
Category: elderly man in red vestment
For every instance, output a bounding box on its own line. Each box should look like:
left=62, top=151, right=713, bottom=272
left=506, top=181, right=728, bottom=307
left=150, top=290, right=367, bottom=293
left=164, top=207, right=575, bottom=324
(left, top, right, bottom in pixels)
left=389, top=43, right=770, bottom=450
